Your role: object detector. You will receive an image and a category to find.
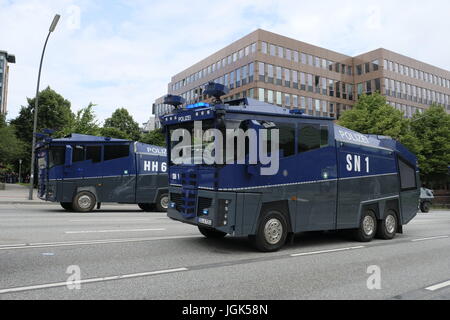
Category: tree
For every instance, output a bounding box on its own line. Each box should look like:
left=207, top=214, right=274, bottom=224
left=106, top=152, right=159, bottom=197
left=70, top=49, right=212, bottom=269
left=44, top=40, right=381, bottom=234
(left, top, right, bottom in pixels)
left=11, top=86, right=74, bottom=144
left=10, top=87, right=74, bottom=174
left=103, top=108, right=141, bottom=141
left=99, top=127, right=130, bottom=140
left=410, top=104, right=450, bottom=184
left=140, top=129, right=165, bottom=147
left=338, top=93, right=421, bottom=155
left=61, top=103, right=100, bottom=137
left=0, top=125, right=27, bottom=171
left=0, top=113, right=6, bottom=128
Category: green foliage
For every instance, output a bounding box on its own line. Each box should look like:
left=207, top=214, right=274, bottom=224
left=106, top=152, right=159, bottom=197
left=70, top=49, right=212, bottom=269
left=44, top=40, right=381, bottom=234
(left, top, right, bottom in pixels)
left=409, top=104, right=450, bottom=180
left=61, top=103, right=100, bottom=137
left=10, top=86, right=74, bottom=143
left=0, top=113, right=6, bottom=128
left=99, top=127, right=131, bottom=140
left=104, top=108, right=141, bottom=141
left=338, top=93, right=422, bottom=155
left=0, top=125, right=27, bottom=169
left=140, top=129, right=166, bottom=147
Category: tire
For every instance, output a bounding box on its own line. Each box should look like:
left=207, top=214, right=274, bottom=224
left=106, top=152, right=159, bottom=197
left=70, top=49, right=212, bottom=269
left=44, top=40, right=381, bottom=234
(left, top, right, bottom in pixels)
left=60, top=202, right=73, bottom=211
left=72, top=191, right=96, bottom=212
left=155, top=192, right=169, bottom=212
left=376, top=211, right=398, bottom=240
left=353, top=210, right=377, bottom=242
left=252, top=208, right=288, bottom=252
left=198, top=226, right=227, bottom=239
left=138, top=203, right=153, bottom=212
left=420, top=201, right=431, bottom=213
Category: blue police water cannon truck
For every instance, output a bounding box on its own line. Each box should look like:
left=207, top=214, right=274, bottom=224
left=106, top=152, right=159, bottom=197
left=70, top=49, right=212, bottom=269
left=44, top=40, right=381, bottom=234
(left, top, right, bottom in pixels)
left=160, top=82, right=420, bottom=252
left=36, top=134, right=168, bottom=212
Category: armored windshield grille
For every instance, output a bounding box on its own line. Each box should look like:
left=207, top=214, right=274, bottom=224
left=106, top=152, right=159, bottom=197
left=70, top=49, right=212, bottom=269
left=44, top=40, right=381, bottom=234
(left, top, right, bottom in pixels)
left=198, top=197, right=213, bottom=213
left=170, top=193, right=183, bottom=209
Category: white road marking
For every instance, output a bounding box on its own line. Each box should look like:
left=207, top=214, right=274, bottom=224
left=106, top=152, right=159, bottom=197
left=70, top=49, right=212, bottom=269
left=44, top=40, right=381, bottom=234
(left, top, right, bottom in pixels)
left=411, top=235, right=449, bottom=242
left=0, top=243, right=27, bottom=248
left=425, top=280, right=450, bottom=291
left=0, top=235, right=202, bottom=251
left=0, top=267, right=188, bottom=295
left=69, top=218, right=154, bottom=222
left=290, top=246, right=365, bottom=257
left=65, top=228, right=165, bottom=234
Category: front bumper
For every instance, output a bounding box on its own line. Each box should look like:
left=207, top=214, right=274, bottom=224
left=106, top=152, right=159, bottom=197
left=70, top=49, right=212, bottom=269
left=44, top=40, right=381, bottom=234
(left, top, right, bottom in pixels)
left=167, top=186, right=237, bottom=234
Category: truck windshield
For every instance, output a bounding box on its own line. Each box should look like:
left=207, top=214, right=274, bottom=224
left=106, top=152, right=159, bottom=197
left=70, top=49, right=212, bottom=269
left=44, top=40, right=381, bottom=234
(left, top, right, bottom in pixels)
left=169, top=120, right=217, bottom=165
left=49, top=146, right=65, bottom=168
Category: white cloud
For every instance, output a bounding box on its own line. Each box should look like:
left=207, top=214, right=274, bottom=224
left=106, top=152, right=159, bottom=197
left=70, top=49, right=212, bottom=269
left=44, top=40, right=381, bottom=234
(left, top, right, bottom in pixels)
left=1, top=0, right=450, bottom=124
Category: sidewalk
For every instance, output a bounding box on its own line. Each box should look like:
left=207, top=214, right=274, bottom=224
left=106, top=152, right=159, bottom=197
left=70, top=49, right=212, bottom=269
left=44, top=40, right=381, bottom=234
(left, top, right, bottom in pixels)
left=0, top=183, right=53, bottom=205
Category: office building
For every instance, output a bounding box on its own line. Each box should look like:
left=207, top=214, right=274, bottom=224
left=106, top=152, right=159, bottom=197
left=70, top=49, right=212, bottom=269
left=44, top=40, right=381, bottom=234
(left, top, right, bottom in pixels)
left=153, top=29, right=450, bottom=127
left=0, top=50, right=16, bottom=115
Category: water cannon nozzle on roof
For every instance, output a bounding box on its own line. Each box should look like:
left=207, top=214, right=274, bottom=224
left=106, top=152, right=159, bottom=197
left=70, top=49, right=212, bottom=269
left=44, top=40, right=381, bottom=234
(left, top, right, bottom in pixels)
left=163, top=95, right=185, bottom=109
left=204, top=82, right=229, bottom=104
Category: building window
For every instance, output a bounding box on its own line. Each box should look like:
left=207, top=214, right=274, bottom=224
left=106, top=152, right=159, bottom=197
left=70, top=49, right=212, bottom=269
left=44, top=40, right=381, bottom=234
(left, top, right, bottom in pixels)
left=285, top=94, right=291, bottom=107
left=292, top=95, right=298, bottom=108
left=276, top=91, right=282, bottom=105
left=270, top=44, right=276, bottom=56
left=276, top=66, right=282, bottom=85
left=258, top=62, right=265, bottom=82
left=249, top=62, right=254, bottom=83
left=267, top=64, right=274, bottom=83
left=284, top=68, right=290, bottom=87
left=372, top=60, right=379, bottom=71
left=267, top=90, right=273, bottom=103
left=258, top=88, right=264, bottom=102
left=261, top=42, right=267, bottom=54
left=356, top=64, right=362, bottom=75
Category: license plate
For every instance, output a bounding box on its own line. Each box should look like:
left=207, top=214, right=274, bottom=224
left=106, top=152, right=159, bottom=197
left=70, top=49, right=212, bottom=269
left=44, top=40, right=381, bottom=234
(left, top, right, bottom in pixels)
left=198, top=217, right=212, bottom=226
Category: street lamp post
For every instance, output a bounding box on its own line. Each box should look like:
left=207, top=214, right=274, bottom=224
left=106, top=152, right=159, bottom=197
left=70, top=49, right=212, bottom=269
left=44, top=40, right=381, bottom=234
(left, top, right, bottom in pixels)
left=18, top=159, right=22, bottom=184
left=28, top=14, right=60, bottom=200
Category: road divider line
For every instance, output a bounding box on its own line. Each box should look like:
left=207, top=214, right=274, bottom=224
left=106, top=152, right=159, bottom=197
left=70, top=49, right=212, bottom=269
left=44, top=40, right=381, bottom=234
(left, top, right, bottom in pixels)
left=411, top=235, right=449, bottom=242
left=69, top=219, right=154, bottom=222
left=65, top=228, right=165, bottom=234
left=0, top=243, right=27, bottom=248
left=0, top=235, right=202, bottom=251
left=290, top=246, right=365, bottom=257
left=0, top=267, right=188, bottom=295
left=425, top=280, right=450, bottom=291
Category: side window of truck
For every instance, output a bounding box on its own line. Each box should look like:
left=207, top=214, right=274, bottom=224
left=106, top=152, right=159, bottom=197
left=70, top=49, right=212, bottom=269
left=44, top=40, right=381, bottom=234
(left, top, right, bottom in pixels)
left=275, top=122, right=296, bottom=158
left=398, top=158, right=417, bottom=190
left=104, top=145, right=130, bottom=161
left=86, top=146, right=101, bottom=163
left=72, top=145, right=85, bottom=163
left=298, top=124, right=328, bottom=153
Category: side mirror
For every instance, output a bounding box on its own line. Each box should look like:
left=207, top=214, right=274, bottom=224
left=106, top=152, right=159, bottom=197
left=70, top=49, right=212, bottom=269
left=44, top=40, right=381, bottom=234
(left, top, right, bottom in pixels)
left=65, top=145, right=73, bottom=167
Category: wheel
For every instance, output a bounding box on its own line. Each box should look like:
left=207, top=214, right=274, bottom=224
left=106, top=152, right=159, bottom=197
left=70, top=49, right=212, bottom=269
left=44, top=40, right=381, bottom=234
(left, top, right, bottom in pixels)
left=72, top=191, right=96, bottom=212
left=138, top=203, right=153, bottom=212
left=252, top=208, right=288, bottom=252
left=155, top=192, right=169, bottom=212
left=376, top=211, right=398, bottom=240
left=420, top=201, right=431, bottom=213
left=353, top=210, right=377, bottom=242
left=60, top=202, right=73, bottom=211
left=198, top=226, right=227, bottom=238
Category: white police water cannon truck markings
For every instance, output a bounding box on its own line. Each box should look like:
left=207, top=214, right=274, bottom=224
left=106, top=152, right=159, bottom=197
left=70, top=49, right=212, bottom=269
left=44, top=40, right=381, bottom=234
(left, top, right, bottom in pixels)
left=35, top=134, right=168, bottom=212
left=160, top=82, right=420, bottom=252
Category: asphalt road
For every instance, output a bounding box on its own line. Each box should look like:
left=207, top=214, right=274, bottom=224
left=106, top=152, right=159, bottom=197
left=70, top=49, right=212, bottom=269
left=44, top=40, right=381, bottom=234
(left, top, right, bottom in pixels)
left=0, top=203, right=449, bottom=300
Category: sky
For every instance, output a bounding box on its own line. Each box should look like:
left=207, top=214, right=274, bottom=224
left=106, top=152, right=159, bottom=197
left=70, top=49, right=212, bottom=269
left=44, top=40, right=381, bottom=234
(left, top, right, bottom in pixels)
left=1, top=0, right=450, bottom=125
